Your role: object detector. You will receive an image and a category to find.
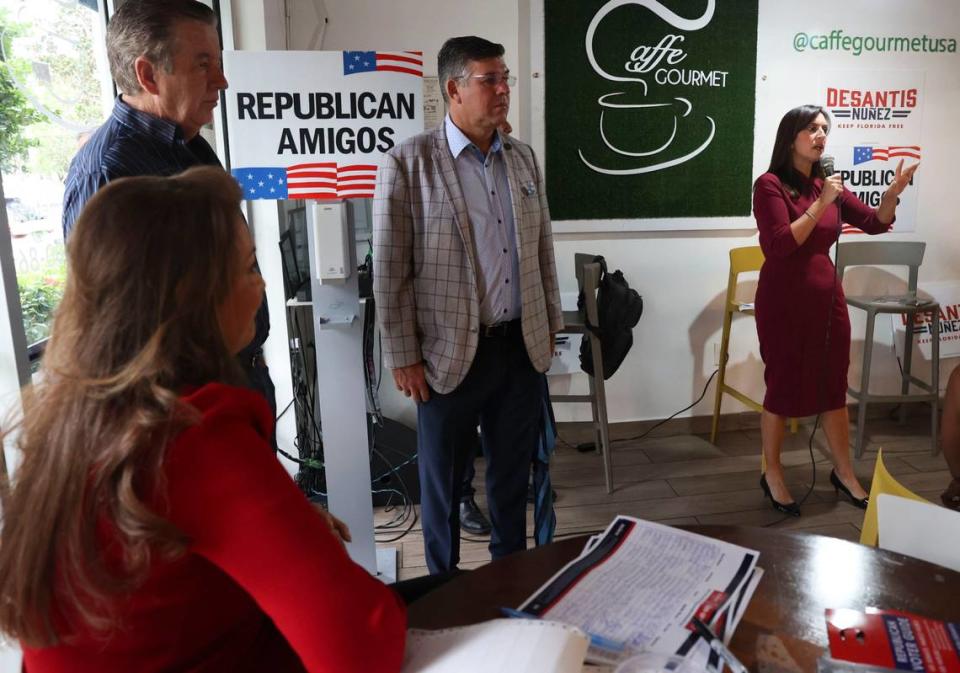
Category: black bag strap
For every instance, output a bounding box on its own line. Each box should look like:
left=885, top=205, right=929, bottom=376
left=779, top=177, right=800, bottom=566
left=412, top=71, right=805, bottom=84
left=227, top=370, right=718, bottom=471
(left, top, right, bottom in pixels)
left=578, top=255, right=606, bottom=337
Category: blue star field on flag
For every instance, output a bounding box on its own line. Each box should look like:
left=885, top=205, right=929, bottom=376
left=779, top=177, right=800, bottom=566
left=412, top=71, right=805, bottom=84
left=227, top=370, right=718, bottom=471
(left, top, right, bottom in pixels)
left=853, top=146, right=875, bottom=165
left=343, top=51, right=377, bottom=75
left=232, top=168, right=288, bottom=200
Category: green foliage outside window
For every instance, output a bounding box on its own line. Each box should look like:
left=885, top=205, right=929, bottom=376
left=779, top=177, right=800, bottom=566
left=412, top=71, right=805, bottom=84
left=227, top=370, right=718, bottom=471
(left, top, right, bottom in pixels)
left=0, top=11, right=42, bottom=172
left=18, top=253, right=65, bottom=345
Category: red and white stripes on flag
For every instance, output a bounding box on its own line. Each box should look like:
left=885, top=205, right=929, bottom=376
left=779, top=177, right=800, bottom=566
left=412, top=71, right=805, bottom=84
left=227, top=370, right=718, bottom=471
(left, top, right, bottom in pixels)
left=870, top=146, right=921, bottom=161
left=286, top=163, right=377, bottom=200
left=375, top=51, right=423, bottom=77
left=336, top=164, right=377, bottom=198
left=286, top=163, right=337, bottom=199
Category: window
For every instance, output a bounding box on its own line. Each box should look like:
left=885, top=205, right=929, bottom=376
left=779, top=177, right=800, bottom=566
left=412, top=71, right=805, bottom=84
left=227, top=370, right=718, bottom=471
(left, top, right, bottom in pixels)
left=0, top=0, right=112, bottom=357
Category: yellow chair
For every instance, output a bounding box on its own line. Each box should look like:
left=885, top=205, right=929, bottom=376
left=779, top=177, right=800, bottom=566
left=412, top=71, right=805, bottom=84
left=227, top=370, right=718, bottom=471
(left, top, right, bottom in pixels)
left=710, top=246, right=796, bottom=451
left=859, top=447, right=928, bottom=546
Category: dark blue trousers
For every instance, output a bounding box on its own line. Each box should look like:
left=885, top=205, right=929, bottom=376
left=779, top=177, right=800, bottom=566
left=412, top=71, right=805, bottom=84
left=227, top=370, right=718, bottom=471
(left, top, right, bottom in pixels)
left=460, top=433, right=481, bottom=500
left=417, top=324, right=541, bottom=574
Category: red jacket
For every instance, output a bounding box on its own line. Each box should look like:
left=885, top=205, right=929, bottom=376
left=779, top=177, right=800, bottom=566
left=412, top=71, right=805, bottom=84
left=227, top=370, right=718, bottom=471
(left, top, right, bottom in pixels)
left=24, top=383, right=406, bottom=672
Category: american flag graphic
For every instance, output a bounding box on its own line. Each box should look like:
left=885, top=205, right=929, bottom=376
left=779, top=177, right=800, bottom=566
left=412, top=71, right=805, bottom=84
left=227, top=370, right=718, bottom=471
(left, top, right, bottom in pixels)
left=232, top=163, right=378, bottom=200
left=342, top=50, right=423, bottom=77
left=853, top=145, right=922, bottom=165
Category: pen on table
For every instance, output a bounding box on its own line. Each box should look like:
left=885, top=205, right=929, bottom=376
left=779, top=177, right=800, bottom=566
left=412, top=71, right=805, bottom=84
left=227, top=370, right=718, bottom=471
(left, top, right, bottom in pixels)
left=691, top=616, right=749, bottom=673
left=499, top=607, right=626, bottom=654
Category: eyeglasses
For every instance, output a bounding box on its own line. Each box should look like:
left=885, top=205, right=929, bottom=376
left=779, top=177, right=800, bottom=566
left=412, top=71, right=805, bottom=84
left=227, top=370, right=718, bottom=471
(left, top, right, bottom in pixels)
left=460, top=72, right=516, bottom=88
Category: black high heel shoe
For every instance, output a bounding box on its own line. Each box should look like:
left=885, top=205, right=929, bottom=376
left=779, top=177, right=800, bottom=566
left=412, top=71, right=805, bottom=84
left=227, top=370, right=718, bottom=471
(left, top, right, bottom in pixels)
left=942, top=478, right=960, bottom=511
left=760, top=474, right=801, bottom=517
left=830, top=469, right=869, bottom=510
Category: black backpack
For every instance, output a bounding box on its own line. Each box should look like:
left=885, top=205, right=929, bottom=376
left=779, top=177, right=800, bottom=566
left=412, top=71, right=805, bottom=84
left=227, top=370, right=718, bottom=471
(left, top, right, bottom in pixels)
left=578, top=256, right=643, bottom=380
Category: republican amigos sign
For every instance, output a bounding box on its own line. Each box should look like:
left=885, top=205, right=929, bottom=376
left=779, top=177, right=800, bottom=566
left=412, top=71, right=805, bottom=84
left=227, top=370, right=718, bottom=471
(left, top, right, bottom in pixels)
left=223, top=50, right=423, bottom=200
left=545, top=0, right=758, bottom=221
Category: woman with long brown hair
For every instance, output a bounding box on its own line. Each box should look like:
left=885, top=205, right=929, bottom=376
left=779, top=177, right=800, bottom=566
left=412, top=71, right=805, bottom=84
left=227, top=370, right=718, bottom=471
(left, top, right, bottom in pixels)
left=0, top=167, right=405, bottom=672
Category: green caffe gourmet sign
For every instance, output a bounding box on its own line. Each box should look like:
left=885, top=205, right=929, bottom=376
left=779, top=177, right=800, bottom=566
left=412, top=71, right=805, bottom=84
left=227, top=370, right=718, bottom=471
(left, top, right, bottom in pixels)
left=545, top=0, right=758, bottom=221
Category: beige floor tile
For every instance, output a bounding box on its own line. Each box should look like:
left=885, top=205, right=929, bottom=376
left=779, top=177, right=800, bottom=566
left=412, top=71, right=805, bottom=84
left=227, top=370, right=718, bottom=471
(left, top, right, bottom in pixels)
left=377, top=411, right=947, bottom=579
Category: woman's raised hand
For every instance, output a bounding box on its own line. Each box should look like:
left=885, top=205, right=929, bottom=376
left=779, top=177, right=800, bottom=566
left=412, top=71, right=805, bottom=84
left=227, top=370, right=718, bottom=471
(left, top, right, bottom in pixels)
left=887, top=159, right=920, bottom=198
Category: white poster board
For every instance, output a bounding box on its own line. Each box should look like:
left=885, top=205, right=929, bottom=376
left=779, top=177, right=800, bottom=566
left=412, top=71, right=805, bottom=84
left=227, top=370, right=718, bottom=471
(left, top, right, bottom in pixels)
left=223, top=50, right=424, bottom=200
left=892, top=280, right=960, bottom=362
left=819, top=69, right=924, bottom=233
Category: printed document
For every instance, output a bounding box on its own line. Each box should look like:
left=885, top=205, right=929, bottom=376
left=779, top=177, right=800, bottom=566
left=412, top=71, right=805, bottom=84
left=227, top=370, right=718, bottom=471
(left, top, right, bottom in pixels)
left=518, top=516, right=761, bottom=665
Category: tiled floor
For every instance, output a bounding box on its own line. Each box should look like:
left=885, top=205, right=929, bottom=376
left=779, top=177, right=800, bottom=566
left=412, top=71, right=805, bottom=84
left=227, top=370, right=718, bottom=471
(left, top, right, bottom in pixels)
left=376, top=409, right=951, bottom=580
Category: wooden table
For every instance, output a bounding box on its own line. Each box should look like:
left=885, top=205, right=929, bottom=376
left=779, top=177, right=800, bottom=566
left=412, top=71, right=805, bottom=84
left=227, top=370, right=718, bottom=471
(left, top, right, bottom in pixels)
left=408, top=525, right=960, bottom=671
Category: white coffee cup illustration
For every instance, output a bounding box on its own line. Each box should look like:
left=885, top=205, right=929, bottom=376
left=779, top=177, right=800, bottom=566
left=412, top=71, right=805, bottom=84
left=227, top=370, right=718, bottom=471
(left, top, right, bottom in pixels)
left=579, top=0, right=717, bottom=175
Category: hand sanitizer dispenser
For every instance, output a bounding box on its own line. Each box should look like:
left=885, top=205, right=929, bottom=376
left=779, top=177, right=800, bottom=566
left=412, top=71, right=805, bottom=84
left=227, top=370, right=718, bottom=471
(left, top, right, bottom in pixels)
left=311, top=200, right=351, bottom=283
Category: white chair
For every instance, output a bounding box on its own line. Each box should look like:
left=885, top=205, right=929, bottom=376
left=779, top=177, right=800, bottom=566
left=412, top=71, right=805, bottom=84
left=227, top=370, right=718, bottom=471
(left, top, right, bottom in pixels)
left=877, top=493, right=960, bottom=572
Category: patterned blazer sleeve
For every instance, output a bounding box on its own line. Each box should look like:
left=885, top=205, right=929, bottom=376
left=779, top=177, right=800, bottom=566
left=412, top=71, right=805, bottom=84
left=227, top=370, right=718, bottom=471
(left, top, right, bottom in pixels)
left=373, top=150, right=422, bottom=369
left=532, top=151, right=564, bottom=333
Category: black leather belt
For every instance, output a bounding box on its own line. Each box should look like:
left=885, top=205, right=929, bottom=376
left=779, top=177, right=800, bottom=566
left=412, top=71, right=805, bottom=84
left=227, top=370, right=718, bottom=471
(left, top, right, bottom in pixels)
left=480, top=319, right=521, bottom=338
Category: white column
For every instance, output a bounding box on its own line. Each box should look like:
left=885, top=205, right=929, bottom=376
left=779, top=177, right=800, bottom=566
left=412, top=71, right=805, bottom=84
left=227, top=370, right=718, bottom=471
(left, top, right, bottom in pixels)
left=229, top=0, right=298, bottom=475
left=0, top=174, right=32, bottom=478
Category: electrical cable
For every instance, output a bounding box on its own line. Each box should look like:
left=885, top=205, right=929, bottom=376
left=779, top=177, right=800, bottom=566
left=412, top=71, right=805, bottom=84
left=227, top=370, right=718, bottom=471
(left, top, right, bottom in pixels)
left=374, top=449, right=418, bottom=544
left=275, top=398, right=294, bottom=422
left=369, top=444, right=418, bottom=543
left=362, top=288, right=383, bottom=424
left=293, top=314, right=322, bottom=443
left=569, top=368, right=720, bottom=449
left=287, top=308, right=325, bottom=495
left=371, top=453, right=418, bottom=483
left=276, top=445, right=323, bottom=470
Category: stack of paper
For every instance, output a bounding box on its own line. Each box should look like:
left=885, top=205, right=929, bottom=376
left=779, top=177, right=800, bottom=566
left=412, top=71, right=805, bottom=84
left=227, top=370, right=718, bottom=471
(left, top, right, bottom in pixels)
left=516, top=516, right=763, bottom=667
left=402, top=618, right=590, bottom=673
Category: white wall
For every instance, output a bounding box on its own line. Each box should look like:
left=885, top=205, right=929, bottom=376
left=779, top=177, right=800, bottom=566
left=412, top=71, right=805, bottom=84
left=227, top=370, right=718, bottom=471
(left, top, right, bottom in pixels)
left=316, top=0, right=521, bottom=136
left=282, top=0, right=960, bottom=427
left=231, top=0, right=300, bottom=469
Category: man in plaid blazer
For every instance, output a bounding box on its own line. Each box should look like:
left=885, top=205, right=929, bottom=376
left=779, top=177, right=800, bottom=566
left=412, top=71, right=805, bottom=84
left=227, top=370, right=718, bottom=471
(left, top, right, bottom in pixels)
left=373, top=36, right=563, bottom=574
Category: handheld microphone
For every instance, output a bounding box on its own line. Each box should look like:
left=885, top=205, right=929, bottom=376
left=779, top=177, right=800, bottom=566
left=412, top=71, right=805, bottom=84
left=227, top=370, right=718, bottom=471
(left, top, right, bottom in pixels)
left=821, top=154, right=843, bottom=236
left=821, top=155, right=835, bottom=177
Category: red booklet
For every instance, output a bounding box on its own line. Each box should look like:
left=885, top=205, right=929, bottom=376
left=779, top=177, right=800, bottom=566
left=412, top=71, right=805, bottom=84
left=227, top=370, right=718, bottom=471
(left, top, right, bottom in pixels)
left=826, top=608, right=960, bottom=673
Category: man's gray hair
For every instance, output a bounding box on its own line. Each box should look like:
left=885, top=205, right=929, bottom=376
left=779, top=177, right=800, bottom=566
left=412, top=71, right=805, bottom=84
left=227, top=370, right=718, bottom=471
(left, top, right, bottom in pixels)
left=437, top=36, right=505, bottom=104
left=107, top=0, right=217, bottom=96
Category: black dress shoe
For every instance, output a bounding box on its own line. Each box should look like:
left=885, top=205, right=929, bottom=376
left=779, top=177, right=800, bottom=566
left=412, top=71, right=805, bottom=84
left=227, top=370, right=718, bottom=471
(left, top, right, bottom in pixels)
left=830, top=469, right=868, bottom=510
left=459, top=497, right=491, bottom=535
left=760, top=474, right=801, bottom=517
left=942, top=478, right=960, bottom=511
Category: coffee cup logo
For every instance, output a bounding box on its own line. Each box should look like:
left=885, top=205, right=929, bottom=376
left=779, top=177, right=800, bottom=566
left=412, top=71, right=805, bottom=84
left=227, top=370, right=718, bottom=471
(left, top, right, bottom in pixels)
left=579, top=0, right=718, bottom=175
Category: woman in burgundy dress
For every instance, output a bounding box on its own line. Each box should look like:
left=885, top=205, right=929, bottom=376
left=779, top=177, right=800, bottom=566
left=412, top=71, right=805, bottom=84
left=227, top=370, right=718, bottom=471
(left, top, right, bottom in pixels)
left=753, top=105, right=918, bottom=516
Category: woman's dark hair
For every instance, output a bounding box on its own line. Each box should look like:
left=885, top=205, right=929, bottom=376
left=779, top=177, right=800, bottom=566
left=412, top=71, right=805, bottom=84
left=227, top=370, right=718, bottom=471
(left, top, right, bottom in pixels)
left=766, top=105, right=831, bottom=196
left=0, top=167, right=246, bottom=645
